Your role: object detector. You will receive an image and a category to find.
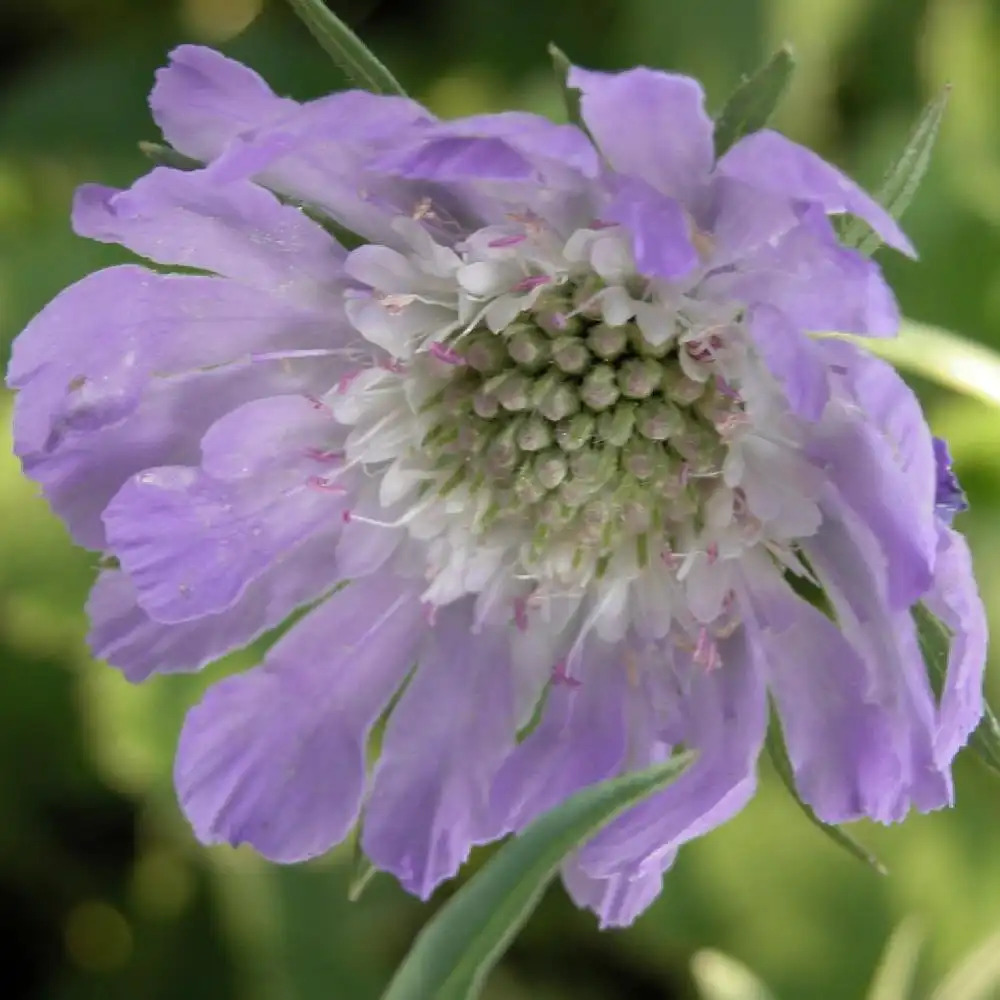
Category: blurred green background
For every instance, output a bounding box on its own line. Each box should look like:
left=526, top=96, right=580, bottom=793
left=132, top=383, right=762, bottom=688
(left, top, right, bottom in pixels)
left=1, top=0, right=999, bottom=998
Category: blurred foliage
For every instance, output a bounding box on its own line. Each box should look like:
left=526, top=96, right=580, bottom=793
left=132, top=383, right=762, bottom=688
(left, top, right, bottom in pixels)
left=1, top=1, right=999, bottom=998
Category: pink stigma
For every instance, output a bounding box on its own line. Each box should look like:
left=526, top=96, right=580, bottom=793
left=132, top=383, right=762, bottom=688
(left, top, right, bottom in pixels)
left=341, top=509, right=353, bottom=523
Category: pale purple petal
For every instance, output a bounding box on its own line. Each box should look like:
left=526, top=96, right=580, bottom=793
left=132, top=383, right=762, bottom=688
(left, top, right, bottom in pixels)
left=809, top=408, right=936, bottom=609
left=103, top=396, right=346, bottom=622
left=362, top=604, right=515, bottom=898
left=489, top=642, right=629, bottom=834
left=932, top=438, right=968, bottom=523
left=703, top=210, right=900, bottom=336
left=73, top=168, right=346, bottom=301
left=923, top=525, right=987, bottom=766
left=174, top=575, right=424, bottom=861
left=577, top=631, right=765, bottom=877
left=7, top=266, right=338, bottom=459
left=602, top=177, right=699, bottom=280
left=150, top=45, right=299, bottom=162
left=717, top=129, right=916, bottom=256
left=747, top=303, right=829, bottom=419
left=204, top=91, right=442, bottom=246
left=88, top=528, right=342, bottom=681
left=799, top=513, right=949, bottom=818
left=14, top=356, right=339, bottom=550
left=568, top=65, right=714, bottom=205
left=561, top=852, right=674, bottom=929
left=703, top=175, right=800, bottom=264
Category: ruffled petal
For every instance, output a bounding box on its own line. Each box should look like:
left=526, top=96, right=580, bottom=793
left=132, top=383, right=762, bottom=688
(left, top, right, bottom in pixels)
left=923, top=525, right=987, bottom=767
left=568, top=65, right=714, bottom=205
left=362, top=604, right=515, bottom=898
left=793, top=512, right=950, bottom=820
left=174, top=575, right=424, bottom=862
left=577, top=631, right=765, bottom=877
left=489, top=641, right=629, bottom=834
left=88, top=528, right=343, bottom=682
left=102, top=395, right=346, bottom=622
left=73, top=167, right=346, bottom=302
left=150, top=45, right=298, bottom=162
left=561, top=851, right=674, bottom=929
left=717, top=129, right=915, bottom=256
left=810, top=386, right=936, bottom=609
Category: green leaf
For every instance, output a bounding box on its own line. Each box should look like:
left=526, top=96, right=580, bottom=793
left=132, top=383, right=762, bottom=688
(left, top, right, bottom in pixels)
left=766, top=707, right=887, bottom=875
left=691, top=949, right=778, bottom=1000
left=284, top=0, right=407, bottom=96
left=841, top=87, right=950, bottom=255
left=713, top=45, right=796, bottom=157
left=866, top=919, right=924, bottom=1000
left=547, top=43, right=584, bottom=129
left=834, top=319, right=1000, bottom=411
left=380, top=753, right=695, bottom=1000
left=931, top=926, right=1000, bottom=1000
left=913, top=603, right=1000, bottom=778
left=138, top=141, right=202, bottom=171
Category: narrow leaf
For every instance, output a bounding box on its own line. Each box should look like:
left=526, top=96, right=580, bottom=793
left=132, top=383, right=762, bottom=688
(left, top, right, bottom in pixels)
left=931, top=926, right=1000, bottom=1000
left=139, top=141, right=202, bottom=171
left=766, top=707, right=887, bottom=875
left=713, top=45, right=796, bottom=157
left=284, top=0, right=407, bottom=96
left=547, top=43, right=584, bottom=129
left=841, top=87, right=950, bottom=255
left=691, top=949, right=777, bottom=1000
left=833, top=319, right=1000, bottom=411
left=380, top=753, right=695, bottom=1000
left=866, top=919, right=925, bottom=1000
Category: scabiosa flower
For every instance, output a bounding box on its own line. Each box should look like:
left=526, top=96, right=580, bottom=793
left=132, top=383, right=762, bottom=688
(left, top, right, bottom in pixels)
left=6, top=46, right=988, bottom=926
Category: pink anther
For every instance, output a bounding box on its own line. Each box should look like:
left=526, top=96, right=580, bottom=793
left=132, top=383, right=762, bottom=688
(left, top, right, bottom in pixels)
left=336, top=370, right=361, bottom=394
left=511, top=274, right=552, bottom=293
left=429, top=342, right=465, bottom=366
left=693, top=627, right=720, bottom=671
left=306, top=476, right=347, bottom=494
left=303, top=447, right=344, bottom=463
left=488, top=233, right=527, bottom=248
left=552, top=660, right=582, bottom=688
left=513, top=597, right=529, bottom=632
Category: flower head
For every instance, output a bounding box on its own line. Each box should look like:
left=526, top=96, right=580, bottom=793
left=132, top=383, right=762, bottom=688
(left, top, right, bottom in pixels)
left=7, top=47, right=987, bottom=926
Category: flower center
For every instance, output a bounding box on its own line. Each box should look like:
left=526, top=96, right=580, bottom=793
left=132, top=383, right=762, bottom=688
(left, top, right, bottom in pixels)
left=416, top=282, right=747, bottom=578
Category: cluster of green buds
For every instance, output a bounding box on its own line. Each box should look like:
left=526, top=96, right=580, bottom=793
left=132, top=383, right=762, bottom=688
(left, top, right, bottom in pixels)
left=418, top=294, right=744, bottom=573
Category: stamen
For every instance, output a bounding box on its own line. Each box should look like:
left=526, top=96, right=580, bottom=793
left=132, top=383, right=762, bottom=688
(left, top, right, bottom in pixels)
left=511, top=274, right=552, bottom=293
left=513, top=596, right=529, bottom=631
left=428, top=341, right=465, bottom=366
left=306, top=475, right=347, bottom=494
left=551, top=659, right=582, bottom=688
left=488, top=233, right=528, bottom=248
left=250, top=348, right=341, bottom=363
left=303, top=447, right=344, bottom=463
